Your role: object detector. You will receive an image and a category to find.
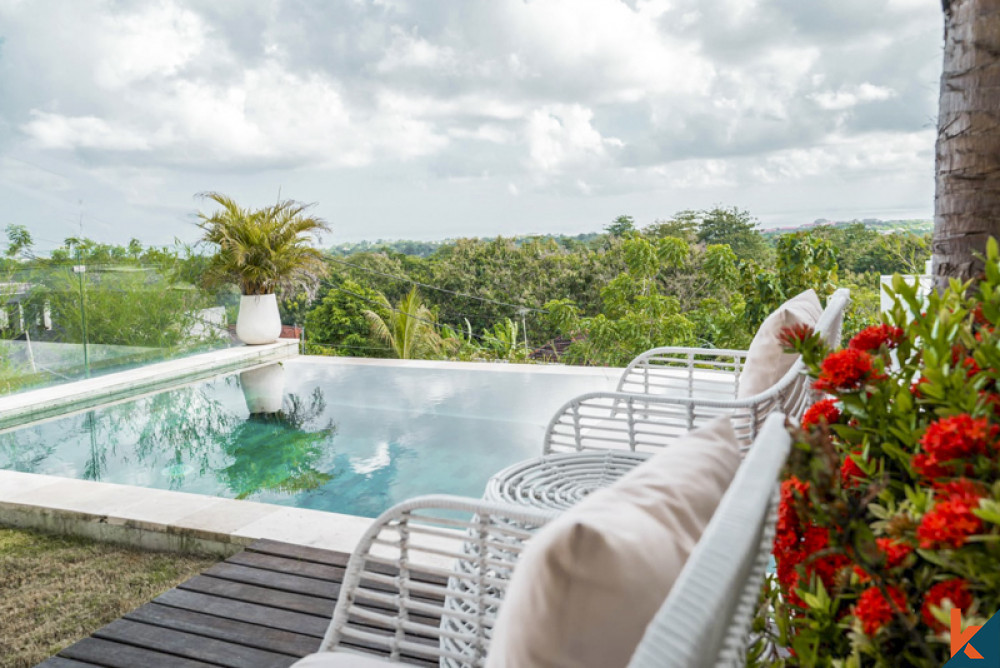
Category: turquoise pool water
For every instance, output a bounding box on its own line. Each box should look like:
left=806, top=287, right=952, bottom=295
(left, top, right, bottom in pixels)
left=0, top=359, right=616, bottom=517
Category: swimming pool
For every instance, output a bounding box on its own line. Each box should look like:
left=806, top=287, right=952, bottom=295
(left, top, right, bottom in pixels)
left=0, top=358, right=619, bottom=518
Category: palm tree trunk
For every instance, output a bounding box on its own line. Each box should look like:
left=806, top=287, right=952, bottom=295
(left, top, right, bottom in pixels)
left=934, top=0, right=1000, bottom=287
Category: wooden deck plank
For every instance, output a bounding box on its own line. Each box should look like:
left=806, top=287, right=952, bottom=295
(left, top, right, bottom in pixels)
left=126, top=603, right=321, bottom=658
left=153, top=588, right=330, bottom=638
left=245, top=540, right=351, bottom=568
left=179, top=575, right=336, bottom=617
left=33, top=659, right=101, bottom=668
left=93, top=619, right=293, bottom=668
left=202, top=562, right=340, bottom=600
left=225, top=551, right=345, bottom=582
left=60, top=637, right=222, bottom=668
left=42, top=542, right=449, bottom=668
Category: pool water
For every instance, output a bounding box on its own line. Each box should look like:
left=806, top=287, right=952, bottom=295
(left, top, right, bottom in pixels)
left=0, top=358, right=618, bottom=518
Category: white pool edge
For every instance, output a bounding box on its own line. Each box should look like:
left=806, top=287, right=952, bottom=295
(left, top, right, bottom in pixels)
left=0, top=469, right=372, bottom=557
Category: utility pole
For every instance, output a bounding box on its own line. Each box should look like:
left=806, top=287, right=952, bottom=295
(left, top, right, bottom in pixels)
left=74, top=206, right=89, bottom=377
left=74, top=246, right=89, bottom=377
left=518, top=307, right=529, bottom=356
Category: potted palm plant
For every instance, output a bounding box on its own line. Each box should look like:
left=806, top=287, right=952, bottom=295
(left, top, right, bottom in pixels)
left=197, top=192, right=330, bottom=345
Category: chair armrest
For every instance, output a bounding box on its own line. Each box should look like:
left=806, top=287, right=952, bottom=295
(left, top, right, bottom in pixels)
left=617, top=347, right=749, bottom=399
left=543, top=389, right=780, bottom=455
left=320, top=495, right=554, bottom=666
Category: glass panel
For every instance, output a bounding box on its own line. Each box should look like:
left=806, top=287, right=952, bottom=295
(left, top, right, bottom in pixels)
left=0, top=259, right=237, bottom=395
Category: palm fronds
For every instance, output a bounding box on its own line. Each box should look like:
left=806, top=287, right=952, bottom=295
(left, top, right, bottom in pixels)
left=363, top=287, right=444, bottom=359
left=196, top=192, right=330, bottom=296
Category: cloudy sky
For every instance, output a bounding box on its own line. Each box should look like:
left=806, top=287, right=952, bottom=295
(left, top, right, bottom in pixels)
left=0, top=0, right=942, bottom=249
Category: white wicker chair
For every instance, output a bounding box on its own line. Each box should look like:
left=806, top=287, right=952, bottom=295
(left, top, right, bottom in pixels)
left=484, top=288, right=848, bottom=511
left=292, top=414, right=791, bottom=668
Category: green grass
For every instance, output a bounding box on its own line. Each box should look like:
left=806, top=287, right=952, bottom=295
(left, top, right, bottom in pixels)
left=0, top=527, right=216, bottom=668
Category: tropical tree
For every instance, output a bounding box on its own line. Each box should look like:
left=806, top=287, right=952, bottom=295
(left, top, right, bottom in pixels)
left=481, top=318, right=528, bottom=361
left=696, top=206, right=771, bottom=264
left=305, top=280, right=391, bottom=357
left=363, top=287, right=445, bottom=359
left=196, top=192, right=330, bottom=296
left=4, top=224, right=33, bottom=260
left=934, top=0, right=1000, bottom=286
left=605, top=214, right=636, bottom=238
left=41, top=268, right=215, bottom=349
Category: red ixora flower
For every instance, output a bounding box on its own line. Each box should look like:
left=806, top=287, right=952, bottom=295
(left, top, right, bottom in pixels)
left=778, top=323, right=816, bottom=350
left=802, top=399, right=841, bottom=430
left=952, top=345, right=982, bottom=378
left=910, top=375, right=929, bottom=398
left=854, top=585, right=909, bottom=636
left=854, top=538, right=913, bottom=582
left=921, top=579, right=973, bottom=631
left=917, top=480, right=985, bottom=549
left=814, top=348, right=880, bottom=393
left=849, top=324, right=904, bottom=352
left=876, top=537, right=913, bottom=569
left=911, top=414, right=999, bottom=479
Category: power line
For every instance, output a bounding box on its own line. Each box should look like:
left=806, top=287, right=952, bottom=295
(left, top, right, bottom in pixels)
left=327, top=256, right=548, bottom=313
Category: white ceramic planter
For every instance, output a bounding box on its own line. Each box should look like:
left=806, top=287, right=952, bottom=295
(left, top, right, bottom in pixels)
left=236, top=293, right=282, bottom=345
left=241, top=363, right=286, bottom=414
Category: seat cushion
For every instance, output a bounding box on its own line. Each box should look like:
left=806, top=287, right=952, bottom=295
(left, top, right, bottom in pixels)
left=291, top=651, right=403, bottom=667
left=737, top=288, right=822, bottom=398
left=485, top=416, right=741, bottom=668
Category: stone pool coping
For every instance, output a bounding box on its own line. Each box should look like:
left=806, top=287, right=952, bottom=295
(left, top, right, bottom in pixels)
left=0, top=469, right=372, bottom=558
left=0, top=339, right=299, bottom=431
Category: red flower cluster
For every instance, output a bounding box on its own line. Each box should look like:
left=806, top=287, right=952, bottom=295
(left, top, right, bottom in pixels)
left=921, top=579, right=972, bottom=631
left=854, top=585, right=909, bottom=636
left=814, top=348, right=880, bottom=393
left=840, top=449, right=866, bottom=488
left=911, top=414, right=998, bottom=479
left=775, top=477, right=850, bottom=606
left=802, top=399, right=841, bottom=430
left=849, top=324, right=904, bottom=352
left=917, top=480, right=985, bottom=549
left=952, top=345, right=982, bottom=378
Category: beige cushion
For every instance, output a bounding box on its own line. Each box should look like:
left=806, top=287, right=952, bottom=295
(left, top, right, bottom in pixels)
left=486, top=417, right=741, bottom=668
left=737, top=288, right=822, bottom=398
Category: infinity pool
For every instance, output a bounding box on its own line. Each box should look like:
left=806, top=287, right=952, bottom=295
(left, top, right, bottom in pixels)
left=0, top=358, right=618, bottom=517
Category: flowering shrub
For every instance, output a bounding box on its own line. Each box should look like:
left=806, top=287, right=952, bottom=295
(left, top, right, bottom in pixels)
left=749, top=240, right=1000, bottom=666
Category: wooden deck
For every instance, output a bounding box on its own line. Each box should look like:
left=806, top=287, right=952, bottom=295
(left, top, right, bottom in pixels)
left=35, top=538, right=430, bottom=668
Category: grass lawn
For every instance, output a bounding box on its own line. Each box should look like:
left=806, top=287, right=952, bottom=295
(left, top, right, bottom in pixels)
left=0, top=527, right=217, bottom=668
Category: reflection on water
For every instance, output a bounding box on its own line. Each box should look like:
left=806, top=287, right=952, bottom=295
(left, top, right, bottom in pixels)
left=218, top=387, right=336, bottom=499
left=0, top=359, right=617, bottom=517
left=0, top=364, right=338, bottom=501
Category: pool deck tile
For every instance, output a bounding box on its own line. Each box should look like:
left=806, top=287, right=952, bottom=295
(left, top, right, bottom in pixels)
left=0, top=469, right=370, bottom=555
left=231, top=506, right=373, bottom=552
left=169, top=497, right=283, bottom=535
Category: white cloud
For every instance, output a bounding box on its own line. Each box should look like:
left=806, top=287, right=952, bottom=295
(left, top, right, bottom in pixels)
left=375, top=27, right=457, bottom=73
left=811, top=83, right=897, bottom=110
left=22, top=112, right=153, bottom=151
left=0, top=0, right=943, bottom=244
left=92, top=2, right=207, bottom=89
left=525, top=104, right=622, bottom=174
